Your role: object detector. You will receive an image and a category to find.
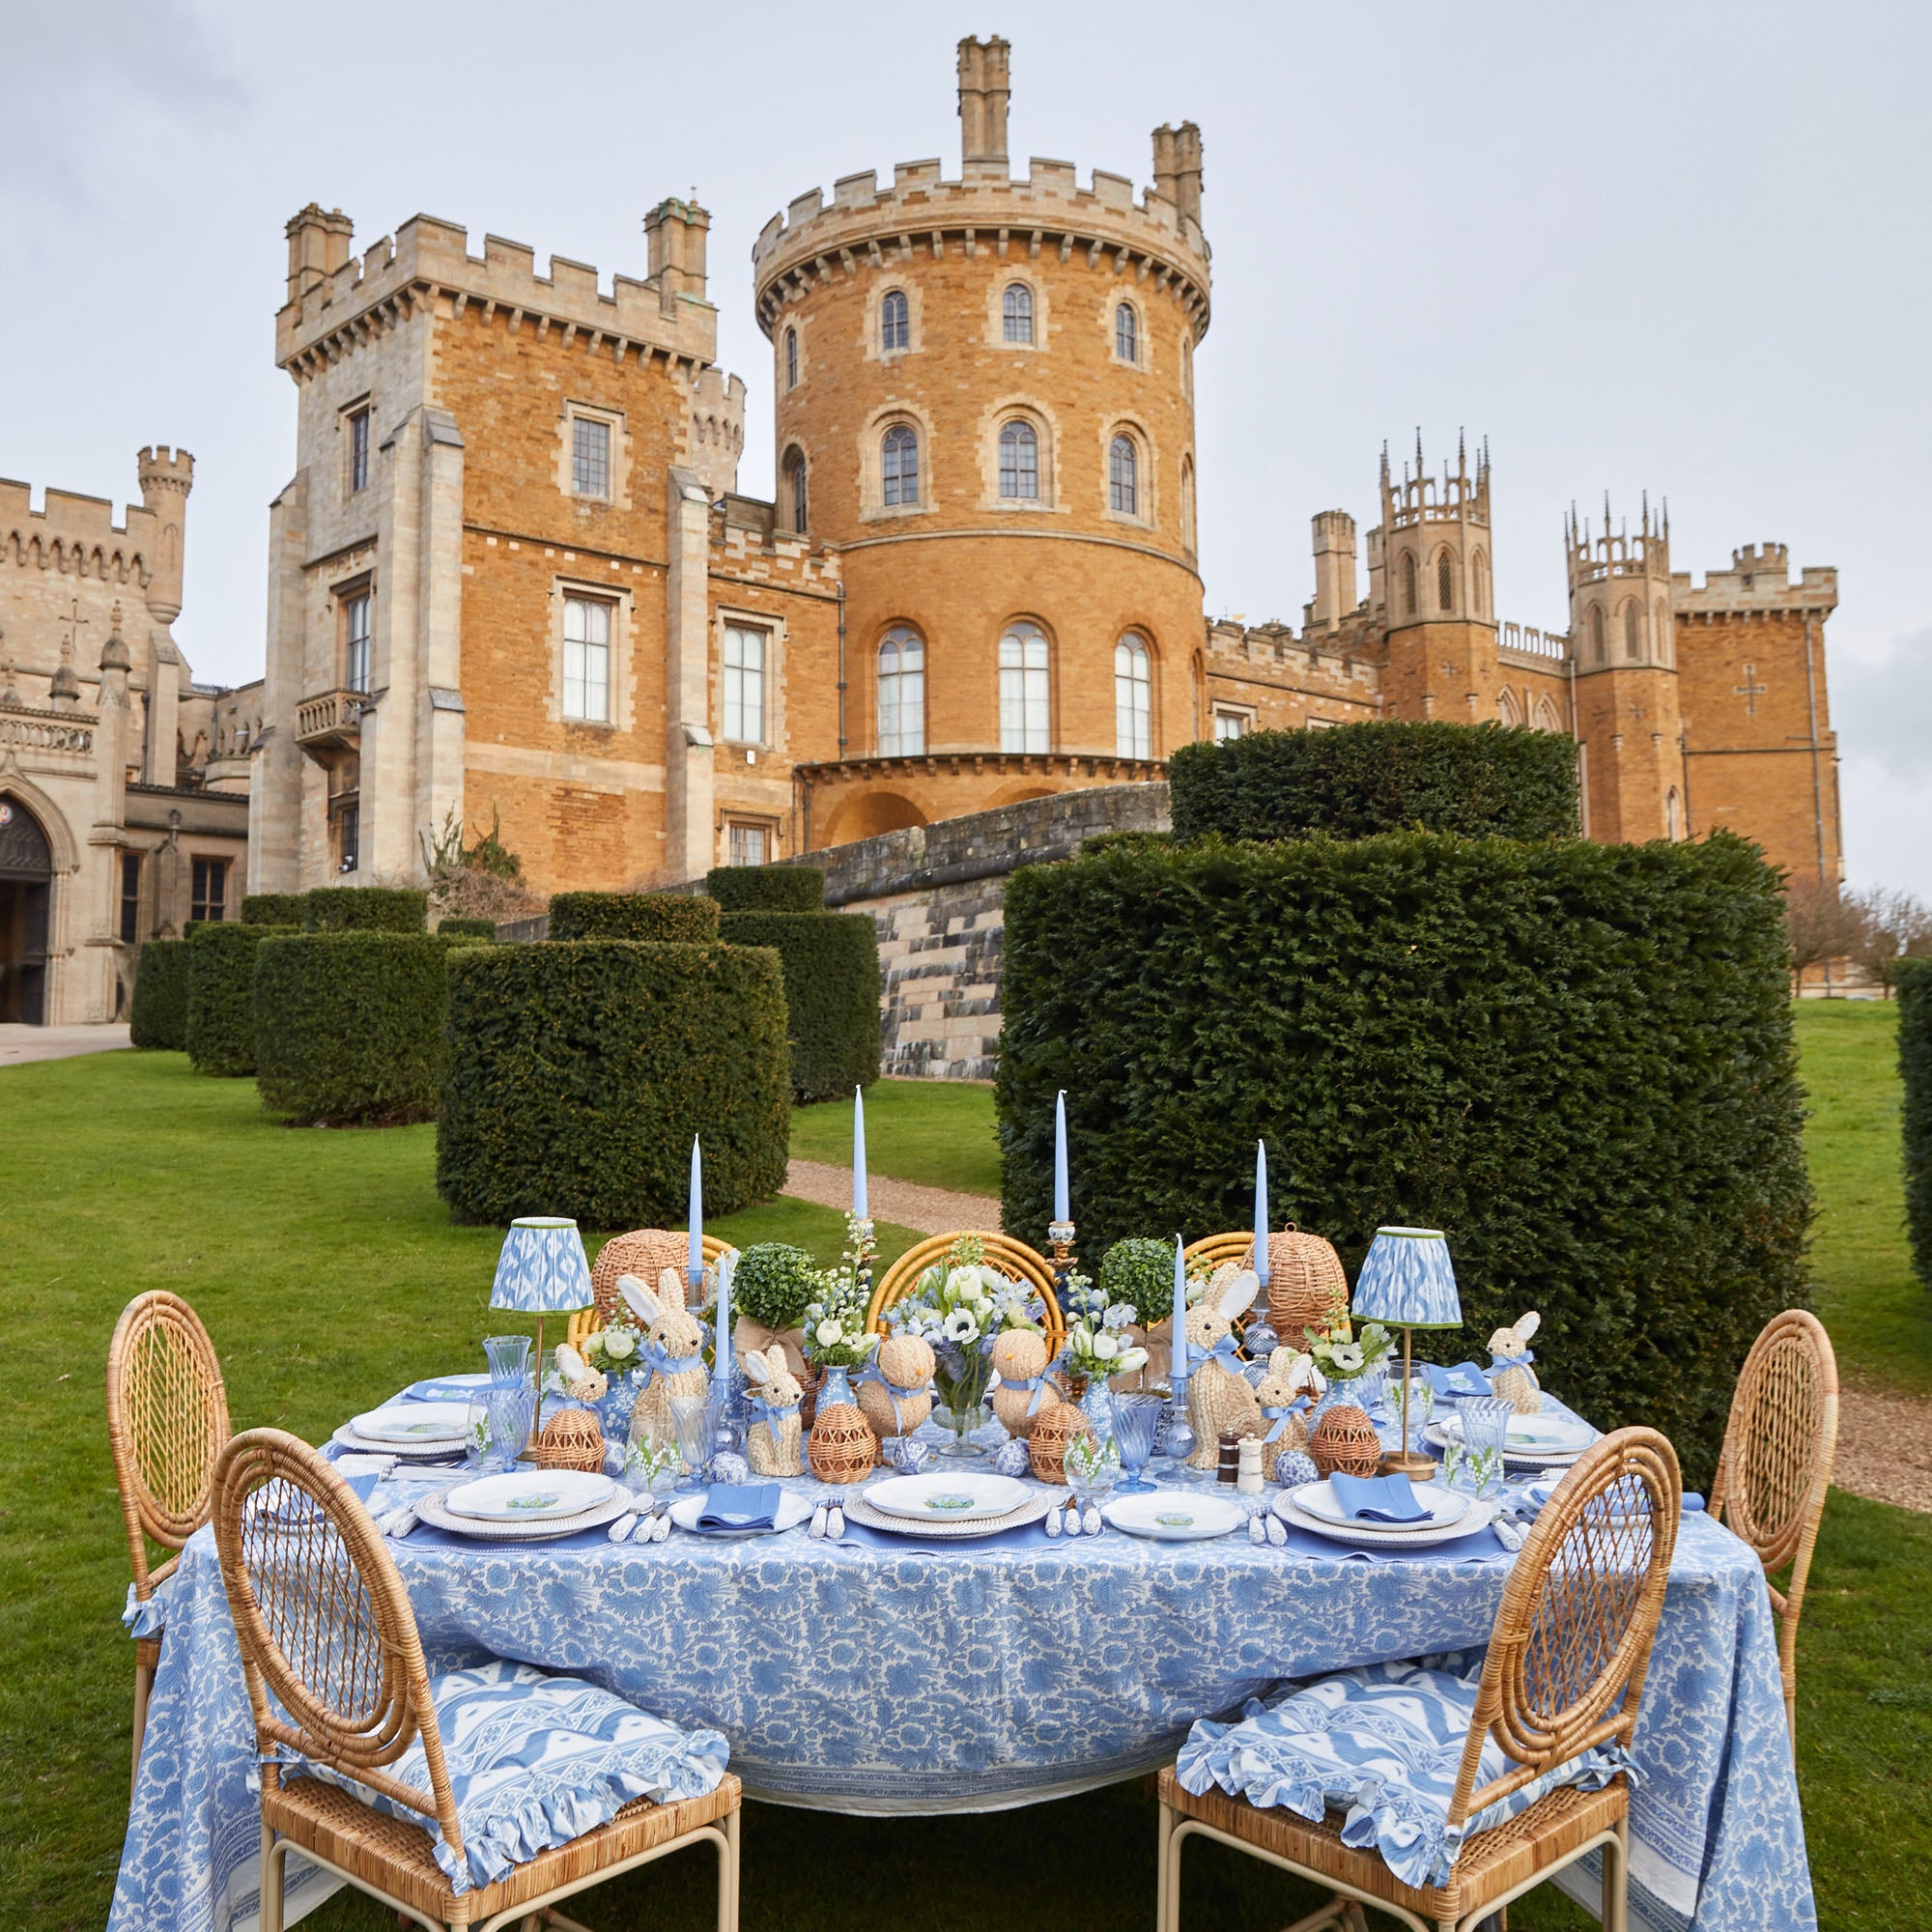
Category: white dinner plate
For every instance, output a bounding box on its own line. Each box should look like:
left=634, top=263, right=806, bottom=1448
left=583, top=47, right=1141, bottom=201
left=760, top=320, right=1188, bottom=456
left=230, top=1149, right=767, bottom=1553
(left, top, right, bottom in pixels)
left=351, top=1403, right=472, bottom=1444
left=1290, top=1479, right=1469, bottom=1530
left=1101, top=1492, right=1248, bottom=1542
left=1276, top=1493, right=1499, bottom=1549
left=865, top=1472, right=1033, bottom=1522
left=667, top=1490, right=816, bottom=1538
left=443, top=1469, right=614, bottom=1521
left=1437, top=1408, right=1595, bottom=1454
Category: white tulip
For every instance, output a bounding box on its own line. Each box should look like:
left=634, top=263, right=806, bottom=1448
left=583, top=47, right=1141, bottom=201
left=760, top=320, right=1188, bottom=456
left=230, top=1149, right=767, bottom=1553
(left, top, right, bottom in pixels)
left=816, top=1320, right=842, bottom=1349
left=1093, top=1332, right=1120, bottom=1361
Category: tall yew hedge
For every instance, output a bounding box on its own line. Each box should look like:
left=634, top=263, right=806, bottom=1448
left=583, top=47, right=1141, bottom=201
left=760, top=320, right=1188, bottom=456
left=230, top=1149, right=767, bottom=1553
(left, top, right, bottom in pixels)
left=186, top=923, right=281, bottom=1076
left=997, top=830, right=1809, bottom=1484
left=129, top=940, right=190, bottom=1050
left=1901, top=958, right=1932, bottom=1287
left=719, top=908, right=881, bottom=1101
left=303, top=886, right=427, bottom=933
left=437, top=941, right=790, bottom=1226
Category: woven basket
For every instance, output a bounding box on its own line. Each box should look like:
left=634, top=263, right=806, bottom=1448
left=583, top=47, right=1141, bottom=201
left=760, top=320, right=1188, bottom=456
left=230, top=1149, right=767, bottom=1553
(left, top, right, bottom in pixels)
left=1309, top=1403, right=1381, bottom=1479
left=807, top=1401, right=878, bottom=1484
left=1028, top=1400, right=1094, bottom=1483
left=591, top=1230, right=690, bottom=1321
left=531, top=1406, right=607, bottom=1473
left=1245, top=1227, right=1350, bottom=1341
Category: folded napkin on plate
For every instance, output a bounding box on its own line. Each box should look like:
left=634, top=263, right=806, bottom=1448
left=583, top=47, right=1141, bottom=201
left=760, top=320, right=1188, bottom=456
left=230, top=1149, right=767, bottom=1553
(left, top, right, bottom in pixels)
left=404, top=1377, right=492, bottom=1404
left=1422, top=1361, right=1492, bottom=1399
left=1327, top=1472, right=1430, bottom=1523
left=695, top=1484, right=781, bottom=1531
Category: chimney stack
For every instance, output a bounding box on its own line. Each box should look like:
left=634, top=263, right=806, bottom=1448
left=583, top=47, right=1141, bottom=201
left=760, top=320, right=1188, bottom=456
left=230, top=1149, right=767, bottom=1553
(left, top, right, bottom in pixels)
left=957, top=36, right=1011, bottom=174
left=1171, top=122, right=1204, bottom=224
left=1311, top=511, right=1359, bottom=630
left=283, top=204, right=355, bottom=308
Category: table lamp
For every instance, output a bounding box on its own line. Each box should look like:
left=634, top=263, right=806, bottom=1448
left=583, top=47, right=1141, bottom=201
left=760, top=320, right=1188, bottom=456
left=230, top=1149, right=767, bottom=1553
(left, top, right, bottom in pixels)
left=490, top=1216, right=594, bottom=1423
left=1350, top=1225, right=1461, bottom=1479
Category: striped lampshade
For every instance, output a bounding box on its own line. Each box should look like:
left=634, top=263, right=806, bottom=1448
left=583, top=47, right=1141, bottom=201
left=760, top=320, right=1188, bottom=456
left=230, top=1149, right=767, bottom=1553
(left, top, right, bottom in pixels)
left=489, top=1217, right=593, bottom=1313
left=1350, top=1226, right=1462, bottom=1330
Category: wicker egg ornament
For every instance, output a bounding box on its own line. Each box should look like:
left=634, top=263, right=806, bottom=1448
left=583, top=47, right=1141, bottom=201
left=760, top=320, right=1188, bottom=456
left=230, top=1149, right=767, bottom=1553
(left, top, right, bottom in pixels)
left=1028, top=1400, right=1094, bottom=1483
left=591, top=1229, right=688, bottom=1319
left=1244, top=1227, right=1350, bottom=1342
left=1309, top=1403, right=1382, bottom=1480
left=807, top=1399, right=878, bottom=1485
left=531, top=1406, right=606, bottom=1473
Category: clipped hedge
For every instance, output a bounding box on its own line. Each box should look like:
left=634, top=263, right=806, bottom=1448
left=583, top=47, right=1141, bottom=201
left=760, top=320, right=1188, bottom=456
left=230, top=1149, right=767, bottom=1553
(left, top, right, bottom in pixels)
left=997, top=830, right=1809, bottom=1485
left=242, top=893, right=306, bottom=927
left=255, top=932, right=478, bottom=1126
left=438, top=940, right=790, bottom=1226
left=707, top=865, right=825, bottom=913
left=436, top=918, right=497, bottom=941
left=1169, top=720, right=1580, bottom=843
left=1902, top=958, right=1932, bottom=1287
left=718, top=909, right=880, bottom=1101
left=128, top=940, right=190, bottom=1050
left=548, top=893, right=721, bottom=944
left=303, top=886, right=428, bottom=933
left=733, top=1243, right=819, bottom=1331
left=186, top=923, right=280, bottom=1076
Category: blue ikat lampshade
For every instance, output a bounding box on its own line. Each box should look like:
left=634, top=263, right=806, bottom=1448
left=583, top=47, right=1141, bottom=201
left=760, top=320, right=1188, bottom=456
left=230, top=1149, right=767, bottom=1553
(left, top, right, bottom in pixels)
left=1350, top=1226, right=1462, bottom=1330
left=490, top=1216, right=593, bottom=1313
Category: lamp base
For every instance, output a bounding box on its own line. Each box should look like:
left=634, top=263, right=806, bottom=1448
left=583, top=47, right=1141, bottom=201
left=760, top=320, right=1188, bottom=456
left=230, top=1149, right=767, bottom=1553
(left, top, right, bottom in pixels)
left=1378, top=1447, right=1437, bottom=1480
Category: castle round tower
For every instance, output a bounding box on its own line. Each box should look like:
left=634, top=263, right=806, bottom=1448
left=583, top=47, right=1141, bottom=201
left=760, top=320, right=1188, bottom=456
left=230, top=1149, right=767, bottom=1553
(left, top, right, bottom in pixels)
left=752, top=36, right=1210, bottom=843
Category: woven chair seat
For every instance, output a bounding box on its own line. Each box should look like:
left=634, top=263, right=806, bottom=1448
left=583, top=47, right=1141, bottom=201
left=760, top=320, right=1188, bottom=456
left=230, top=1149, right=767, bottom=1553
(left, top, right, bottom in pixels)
left=1158, top=1768, right=1627, bottom=1929
left=265, top=1769, right=742, bottom=1925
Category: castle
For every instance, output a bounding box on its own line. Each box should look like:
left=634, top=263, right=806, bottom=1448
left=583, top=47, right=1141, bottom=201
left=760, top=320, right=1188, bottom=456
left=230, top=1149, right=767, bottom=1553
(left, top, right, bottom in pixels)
left=0, top=36, right=1840, bottom=1023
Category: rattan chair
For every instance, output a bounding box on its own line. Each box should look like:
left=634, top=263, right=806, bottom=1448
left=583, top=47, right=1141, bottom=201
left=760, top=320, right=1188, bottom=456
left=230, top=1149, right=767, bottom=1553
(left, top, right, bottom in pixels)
left=866, top=1232, right=1065, bottom=1342
left=211, top=1428, right=741, bottom=1932
left=566, top=1232, right=733, bottom=1349
left=1710, top=1308, right=1839, bottom=1748
left=1157, top=1426, right=1682, bottom=1932
left=105, top=1290, right=232, bottom=1794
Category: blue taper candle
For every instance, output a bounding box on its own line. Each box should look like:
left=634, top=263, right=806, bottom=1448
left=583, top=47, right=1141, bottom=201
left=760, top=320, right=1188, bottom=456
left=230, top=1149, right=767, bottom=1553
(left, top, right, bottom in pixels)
left=1254, top=1139, right=1270, bottom=1285
left=1172, top=1234, right=1188, bottom=1383
left=1053, top=1090, right=1070, bottom=1225
left=853, top=1086, right=868, bottom=1220
left=688, top=1135, right=703, bottom=1287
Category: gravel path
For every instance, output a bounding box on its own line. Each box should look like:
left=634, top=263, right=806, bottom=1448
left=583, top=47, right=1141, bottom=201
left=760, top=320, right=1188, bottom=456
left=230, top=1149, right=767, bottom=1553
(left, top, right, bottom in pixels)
left=784, top=1158, right=998, bottom=1237
left=1833, top=1383, right=1932, bottom=1515
left=0, top=1023, right=130, bottom=1065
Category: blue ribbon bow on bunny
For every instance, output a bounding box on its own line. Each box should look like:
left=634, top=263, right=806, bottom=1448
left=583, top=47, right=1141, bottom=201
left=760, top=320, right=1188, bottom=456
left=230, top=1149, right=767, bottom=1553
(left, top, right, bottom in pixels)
left=638, top=1341, right=704, bottom=1389
left=1196, top=1331, right=1244, bottom=1374
left=1261, top=1396, right=1314, bottom=1445
left=747, top=1393, right=801, bottom=1432
left=856, top=1362, right=933, bottom=1434
left=990, top=1368, right=1050, bottom=1415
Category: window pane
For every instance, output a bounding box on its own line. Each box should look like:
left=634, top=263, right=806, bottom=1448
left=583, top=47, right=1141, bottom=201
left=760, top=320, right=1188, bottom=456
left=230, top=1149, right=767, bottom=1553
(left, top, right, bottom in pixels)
left=882, top=291, right=909, bottom=353
left=1002, top=284, right=1034, bottom=345
left=998, top=421, right=1038, bottom=500
left=791, top=460, right=808, bottom=533
left=1115, top=638, right=1151, bottom=758
left=724, top=626, right=766, bottom=742
left=998, top=624, right=1048, bottom=751
left=345, top=594, right=371, bottom=693
left=785, top=329, right=798, bottom=388
left=877, top=626, right=925, bottom=755
left=1213, top=711, right=1247, bottom=742
left=728, top=824, right=768, bottom=867
left=573, top=418, right=611, bottom=497
left=882, top=425, right=918, bottom=506
left=1116, top=304, right=1137, bottom=361
left=350, top=411, right=370, bottom=493
left=1109, top=437, right=1138, bottom=515
left=563, top=599, right=611, bottom=721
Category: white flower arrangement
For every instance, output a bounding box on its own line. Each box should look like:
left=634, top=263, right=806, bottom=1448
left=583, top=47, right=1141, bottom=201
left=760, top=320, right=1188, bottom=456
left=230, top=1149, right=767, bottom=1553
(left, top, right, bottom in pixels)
left=801, top=1266, right=880, bottom=1369
left=1304, top=1317, right=1393, bottom=1381
left=887, top=1236, right=1039, bottom=1420
left=578, top=1318, right=644, bottom=1378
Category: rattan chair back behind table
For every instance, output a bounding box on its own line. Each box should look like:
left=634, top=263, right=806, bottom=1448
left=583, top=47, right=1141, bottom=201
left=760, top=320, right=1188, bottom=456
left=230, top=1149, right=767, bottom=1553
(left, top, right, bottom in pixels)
left=866, top=1232, right=1065, bottom=1343
left=566, top=1231, right=732, bottom=1348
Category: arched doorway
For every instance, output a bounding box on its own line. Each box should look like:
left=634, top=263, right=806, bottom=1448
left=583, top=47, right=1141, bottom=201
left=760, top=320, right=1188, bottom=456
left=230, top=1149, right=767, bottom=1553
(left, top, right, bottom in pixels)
left=0, top=796, right=53, bottom=1024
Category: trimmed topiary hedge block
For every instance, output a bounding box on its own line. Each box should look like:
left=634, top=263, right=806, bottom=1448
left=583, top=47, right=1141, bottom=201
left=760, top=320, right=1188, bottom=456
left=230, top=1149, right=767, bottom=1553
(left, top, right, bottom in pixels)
left=303, top=886, right=428, bottom=933
left=719, top=909, right=880, bottom=1101
left=996, top=829, right=1809, bottom=1486
left=437, top=940, right=790, bottom=1226
left=548, top=893, right=721, bottom=943
left=242, top=894, right=306, bottom=927
left=1169, top=720, right=1580, bottom=843
left=436, top=918, right=497, bottom=941
left=255, top=932, right=478, bottom=1126
left=129, top=940, right=190, bottom=1050
left=707, top=865, right=825, bottom=913
left=186, top=923, right=280, bottom=1076
left=1901, top=958, right=1932, bottom=1288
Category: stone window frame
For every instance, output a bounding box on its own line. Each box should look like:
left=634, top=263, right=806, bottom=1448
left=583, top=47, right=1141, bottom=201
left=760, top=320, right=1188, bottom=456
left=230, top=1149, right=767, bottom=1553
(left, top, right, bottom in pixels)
left=783, top=325, right=801, bottom=391
left=874, top=621, right=927, bottom=758
left=549, top=578, right=633, bottom=732
left=1434, top=546, right=1457, bottom=614
left=1212, top=703, right=1255, bottom=742
left=712, top=605, right=787, bottom=753
left=1098, top=414, right=1156, bottom=530
left=857, top=403, right=938, bottom=524
left=1114, top=629, right=1155, bottom=759
left=977, top=396, right=1062, bottom=513
left=338, top=394, right=374, bottom=498
left=1110, top=295, right=1148, bottom=370
left=1656, top=597, right=1674, bottom=668
left=1179, top=454, right=1197, bottom=554
left=997, top=614, right=1055, bottom=753
left=986, top=265, right=1049, bottom=353
left=864, top=278, right=924, bottom=364
left=721, top=813, right=781, bottom=868
left=554, top=399, right=633, bottom=509
left=781, top=442, right=810, bottom=535
left=1471, top=547, right=1491, bottom=618
left=1622, top=597, right=1643, bottom=662
left=329, top=569, right=376, bottom=696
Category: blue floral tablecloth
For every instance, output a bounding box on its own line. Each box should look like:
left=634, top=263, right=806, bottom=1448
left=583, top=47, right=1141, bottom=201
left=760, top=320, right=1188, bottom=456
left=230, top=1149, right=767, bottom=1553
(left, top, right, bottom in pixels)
left=110, top=1461, right=1812, bottom=1932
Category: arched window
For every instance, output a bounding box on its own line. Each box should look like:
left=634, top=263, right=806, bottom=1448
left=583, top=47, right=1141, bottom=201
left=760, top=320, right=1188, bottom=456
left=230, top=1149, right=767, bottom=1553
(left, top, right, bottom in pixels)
left=1472, top=549, right=1490, bottom=617
left=1656, top=598, right=1672, bottom=667
left=1401, top=552, right=1417, bottom=616
left=1590, top=605, right=1605, bottom=663
left=999, top=620, right=1050, bottom=752
left=1436, top=550, right=1454, bottom=612
left=784, top=449, right=808, bottom=534
left=784, top=327, right=799, bottom=390
left=1497, top=685, right=1522, bottom=726
left=1002, top=283, right=1034, bottom=345
left=1665, top=787, right=1683, bottom=840
left=1115, top=302, right=1138, bottom=363
left=1624, top=601, right=1641, bottom=660
left=998, top=420, right=1038, bottom=499
left=1109, top=435, right=1139, bottom=515
left=1180, top=457, right=1196, bottom=552
left=881, top=290, right=910, bottom=354
left=881, top=424, right=919, bottom=506
left=1115, top=634, right=1151, bottom=758
left=1534, top=696, right=1564, bottom=734
left=877, top=626, right=925, bottom=756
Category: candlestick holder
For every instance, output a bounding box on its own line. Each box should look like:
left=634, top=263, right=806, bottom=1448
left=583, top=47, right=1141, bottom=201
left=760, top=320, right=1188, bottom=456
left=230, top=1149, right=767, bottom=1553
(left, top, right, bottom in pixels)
left=1048, top=1220, right=1077, bottom=1281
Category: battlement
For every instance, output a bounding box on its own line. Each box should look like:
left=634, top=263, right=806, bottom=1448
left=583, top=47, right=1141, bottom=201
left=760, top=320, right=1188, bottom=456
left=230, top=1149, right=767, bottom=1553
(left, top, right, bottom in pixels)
left=0, top=473, right=156, bottom=582
left=684, top=366, right=746, bottom=499
left=277, top=203, right=722, bottom=375
left=1672, top=546, right=1836, bottom=615
left=1498, top=621, right=1571, bottom=664
left=709, top=496, right=842, bottom=589
left=1380, top=433, right=1490, bottom=531
left=1205, top=616, right=1381, bottom=695
left=136, top=445, right=194, bottom=494
left=1565, top=496, right=1669, bottom=590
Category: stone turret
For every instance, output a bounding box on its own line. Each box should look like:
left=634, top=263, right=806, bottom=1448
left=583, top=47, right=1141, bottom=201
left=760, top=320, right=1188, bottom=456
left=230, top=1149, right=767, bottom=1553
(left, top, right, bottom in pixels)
left=957, top=36, right=1012, bottom=174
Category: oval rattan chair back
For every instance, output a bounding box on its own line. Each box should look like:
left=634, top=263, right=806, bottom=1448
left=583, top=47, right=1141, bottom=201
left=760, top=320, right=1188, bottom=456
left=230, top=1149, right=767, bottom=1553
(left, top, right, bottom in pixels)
left=1449, top=1426, right=1681, bottom=1826
left=1182, top=1231, right=1350, bottom=1339
left=106, top=1291, right=232, bottom=1597
left=212, top=1429, right=460, bottom=1839
left=867, top=1233, right=1064, bottom=1343
left=569, top=1231, right=732, bottom=1347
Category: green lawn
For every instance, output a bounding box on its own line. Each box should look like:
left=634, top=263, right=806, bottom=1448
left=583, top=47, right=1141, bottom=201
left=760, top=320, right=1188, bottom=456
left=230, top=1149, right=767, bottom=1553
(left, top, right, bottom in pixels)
left=1, top=1026, right=1924, bottom=1931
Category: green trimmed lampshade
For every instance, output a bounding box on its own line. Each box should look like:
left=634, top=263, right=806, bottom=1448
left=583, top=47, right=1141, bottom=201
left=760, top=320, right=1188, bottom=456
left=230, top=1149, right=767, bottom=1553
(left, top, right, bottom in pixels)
left=1350, top=1226, right=1462, bottom=1329
left=490, top=1216, right=593, bottom=1313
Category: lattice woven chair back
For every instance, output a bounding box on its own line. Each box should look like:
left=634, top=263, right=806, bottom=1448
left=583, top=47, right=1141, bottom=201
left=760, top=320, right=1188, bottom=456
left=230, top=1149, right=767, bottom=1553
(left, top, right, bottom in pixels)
left=1711, top=1308, right=1838, bottom=1742
left=867, top=1233, right=1064, bottom=1343
left=569, top=1232, right=731, bottom=1347
left=212, top=1428, right=462, bottom=1852
left=106, top=1291, right=233, bottom=1595
left=1447, top=1427, right=1681, bottom=1829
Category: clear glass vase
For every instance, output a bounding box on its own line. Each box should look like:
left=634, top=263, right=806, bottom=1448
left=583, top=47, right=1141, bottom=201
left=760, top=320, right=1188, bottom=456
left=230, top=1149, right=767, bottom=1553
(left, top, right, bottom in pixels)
left=484, top=1334, right=531, bottom=1385
left=931, top=1353, right=992, bottom=1460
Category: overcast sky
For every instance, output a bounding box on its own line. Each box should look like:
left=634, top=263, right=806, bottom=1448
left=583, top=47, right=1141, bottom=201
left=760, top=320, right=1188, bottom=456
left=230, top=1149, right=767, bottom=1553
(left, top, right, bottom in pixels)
left=3, top=0, right=1926, bottom=893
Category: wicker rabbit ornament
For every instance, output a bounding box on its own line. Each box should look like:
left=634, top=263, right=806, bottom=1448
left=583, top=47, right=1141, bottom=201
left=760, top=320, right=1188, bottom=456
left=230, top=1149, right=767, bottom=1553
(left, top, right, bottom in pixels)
left=621, top=1269, right=710, bottom=1454
left=1184, top=1264, right=1264, bottom=1469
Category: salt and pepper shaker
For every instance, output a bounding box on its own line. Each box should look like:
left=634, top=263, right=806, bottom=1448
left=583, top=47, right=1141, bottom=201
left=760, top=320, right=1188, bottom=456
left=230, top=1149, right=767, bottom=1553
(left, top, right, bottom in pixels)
left=1236, top=1437, right=1264, bottom=1495
left=1217, top=1430, right=1242, bottom=1485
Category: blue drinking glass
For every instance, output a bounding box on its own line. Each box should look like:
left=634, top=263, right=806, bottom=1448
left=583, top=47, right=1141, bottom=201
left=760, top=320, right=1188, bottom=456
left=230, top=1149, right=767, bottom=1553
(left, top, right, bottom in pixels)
left=1111, top=1390, right=1167, bottom=1492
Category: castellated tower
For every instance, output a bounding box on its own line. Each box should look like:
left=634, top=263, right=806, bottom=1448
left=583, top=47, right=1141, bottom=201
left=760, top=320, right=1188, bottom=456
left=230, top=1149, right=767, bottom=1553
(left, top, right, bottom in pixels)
left=1566, top=497, right=1687, bottom=842
left=751, top=35, right=1210, bottom=846
left=135, top=444, right=194, bottom=785
left=1377, top=435, right=1498, bottom=721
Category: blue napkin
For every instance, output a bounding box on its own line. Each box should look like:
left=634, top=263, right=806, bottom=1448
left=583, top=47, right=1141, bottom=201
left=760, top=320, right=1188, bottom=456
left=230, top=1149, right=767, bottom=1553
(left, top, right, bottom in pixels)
left=695, top=1484, right=781, bottom=1531
left=343, top=1473, right=380, bottom=1508
left=1328, top=1471, right=1430, bottom=1523
left=1422, top=1361, right=1492, bottom=1399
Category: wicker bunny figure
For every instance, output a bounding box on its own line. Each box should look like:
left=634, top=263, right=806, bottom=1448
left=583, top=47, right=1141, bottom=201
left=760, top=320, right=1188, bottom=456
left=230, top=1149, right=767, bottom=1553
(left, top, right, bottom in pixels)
left=622, top=1268, right=710, bottom=1454
left=990, top=1326, right=1054, bottom=1438
left=1252, top=1348, right=1324, bottom=1456
left=856, top=1333, right=936, bottom=1444
left=1184, top=1264, right=1264, bottom=1469
left=741, top=1344, right=805, bottom=1477
left=1489, top=1310, right=1544, bottom=1413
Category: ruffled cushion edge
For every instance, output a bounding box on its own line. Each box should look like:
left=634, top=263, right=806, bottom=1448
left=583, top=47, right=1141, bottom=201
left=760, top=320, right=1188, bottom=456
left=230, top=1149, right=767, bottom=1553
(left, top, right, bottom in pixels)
left=123, top=1577, right=172, bottom=1642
